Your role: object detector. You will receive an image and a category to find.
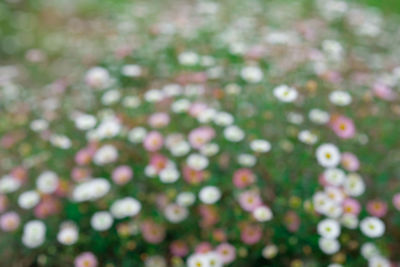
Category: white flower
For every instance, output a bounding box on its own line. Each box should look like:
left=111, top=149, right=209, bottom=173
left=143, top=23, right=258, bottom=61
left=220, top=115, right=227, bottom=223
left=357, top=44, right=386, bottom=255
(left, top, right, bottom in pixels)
left=360, top=217, right=385, bottom=238
left=319, top=238, right=340, bottom=254
left=225, top=83, right=241, bottom=95
left=361, top=242, right=380, bottom=260
left=369, top=256, right=390, bottom=267
left=322, top=40, right=343, bottom=61
left=159, top=168, right=180, bottom=183
left=93, top=145, right=118, bottom=165
left=128, top=127, right=147, bottom=143
left=122, top=64, right=142, bottom=77
left=187, top=254, right=208, bottom=267
left=316, top=143, right=341, bottom=168
left=250, top=139, right=271, bottom=153
left=253, top=206, right=273, bottom=222
left=101, top=90, right=121, bottom=105
left=298, top=130, right=318, bottom=145
left=240, top=66, right=263, bottom=83
left=171, top=99, right=191, bottom=113
left=72, top=178, right=111, bottom=202
left=74, top=114, right=97, bottom=130
left=237, top=154, right=257, bottom=167
left=317, top=219, right=341, bottom=239
left=85, top=67, right=110, bottom=89
left=313, top=192, right=332, bottom=214
left=57, top=226, right=78, bottom=245
left=325, top=202, right=343, bottom=218
left=224, top=125, right=245, bottom=142
left=273, top=85, right=298, bottom=102
left=145, top=255, right=167, bottom=267
left=198, top=108, right=217, bottom=124
left=37, top=171, right=59, bottom=194
left=164, top=204, right=188, bottom=223
left=200, top=143, right=219, bottom=157
left=344, top=173, right=365, bottom=197
left=178, top=51, right=199, bottom=66
left=123, top=96, right=141, bottom=108
left=214, top=112, right=234, bottom=126
left=329, top=90, right=352, bottom=106
left=0, top=175, right=21, bottom=193
left=18, top=191, right=40, bottom=209
left=187, top=153, right=209, bottom=171
left=262, top=244, right=278, bottom=259
left=96, top=118, right=121, bottom=139
left=324, top=168, right=346, bottom=186
left=205, top=252, right=223, bottom=267
left=170, top=141, right=191, bottom=157
left=309, top=109, right=330, bottom=124
left=325, top=186, right=345, bottom=204
left=145, top=165, right=157, bottom=178
left=176, top=192, right=196, bottom=207
left=50, top=134, right=72, bottom=149
left=199, top=186, right=221, bottom=204
left=340, top=213, right=358, bottom=229
left=144, top=89, right=164, bottom=103
left=30, top=119, right=48, bottom=132
left=110, top=197, right=141, bottom=219
left=22, top=220, right=46, bottom=248
left=91, top=211, right=113, bottom=231
left=163, top=84, right=183, bottom=96
left=287, top=112, right=304, bottom=124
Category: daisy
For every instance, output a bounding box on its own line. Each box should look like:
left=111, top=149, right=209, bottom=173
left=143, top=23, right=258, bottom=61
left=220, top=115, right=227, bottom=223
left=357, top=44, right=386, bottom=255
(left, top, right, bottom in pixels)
left=240, top=66, right=263, bottom=83
left=329, top=90, right=352, bottom=106
left=360, top=217, right=385, bottom=238
left=316, top=143, right=341, bottom=168
left=199, top=186, right=221, bottom=204
left=273, top=85, right=298, bottom=102
left=317, top=219, right=341, bottom=239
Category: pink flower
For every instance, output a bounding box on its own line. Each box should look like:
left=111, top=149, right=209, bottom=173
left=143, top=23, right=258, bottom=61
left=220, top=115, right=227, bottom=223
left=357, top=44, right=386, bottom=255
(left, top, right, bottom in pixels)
left=189, top=102, right=208, bottom=118
left=34, top=196, right=61, bottom=218
left=238, top=191, right=262, bottom=212
left=150, top=154, right=168, bottom=173
left=141, top=220, right=166, bottom=244
left=183, top=166, right=205, bottom=184
left=188, top=126, right=215, bottom=149
left=367, top=200, right=388, bottom=218
left=71, top=167, right=91, bottom=182
left=148, top=112, right=170, bottom=128
left=74, top=252, right=98, bottom=267
left=284, top=211, right=300, bottom=232
left=330, top=115, right=355, bottom=139
left=342, top=198, right=361, bottom=215
left=393, top=193, right=400, bottom=211
left=241, top=224, right=262, bottom=245
left=10, top=166, right=28, bottom=184
left=199, top=205, right=219, bottom=228
left=216, top=243, right=236, bottom=264
left=75, top=149, right=92, bottom=165
left=373, top=83, right=396, bottom=101
left=341, top=152, right=360, bottom=171
left=112, top=165, right=133, bottom=185
left=195, top=242, right=213, bottom=254
left=0, top=212, right=20, bottom=232
left=143, top=131, right=164, bottom=152
left=170, top=240, right=189, bottom=257
left=233, top=169, right=256, bottom=188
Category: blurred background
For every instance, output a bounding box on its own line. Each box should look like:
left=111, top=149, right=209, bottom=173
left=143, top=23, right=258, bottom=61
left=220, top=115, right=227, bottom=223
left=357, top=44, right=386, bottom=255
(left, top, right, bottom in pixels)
left=1, top=0, right=400, bottom=89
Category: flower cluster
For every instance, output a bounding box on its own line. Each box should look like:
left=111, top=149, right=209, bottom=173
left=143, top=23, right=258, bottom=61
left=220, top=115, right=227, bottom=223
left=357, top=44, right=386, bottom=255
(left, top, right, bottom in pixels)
left=0, top=0, right=400, bottom=266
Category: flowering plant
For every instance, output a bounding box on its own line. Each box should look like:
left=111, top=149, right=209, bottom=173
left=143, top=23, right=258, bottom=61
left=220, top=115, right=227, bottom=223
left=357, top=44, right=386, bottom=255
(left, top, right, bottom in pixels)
left=1, top=0, right=400, bottom=266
